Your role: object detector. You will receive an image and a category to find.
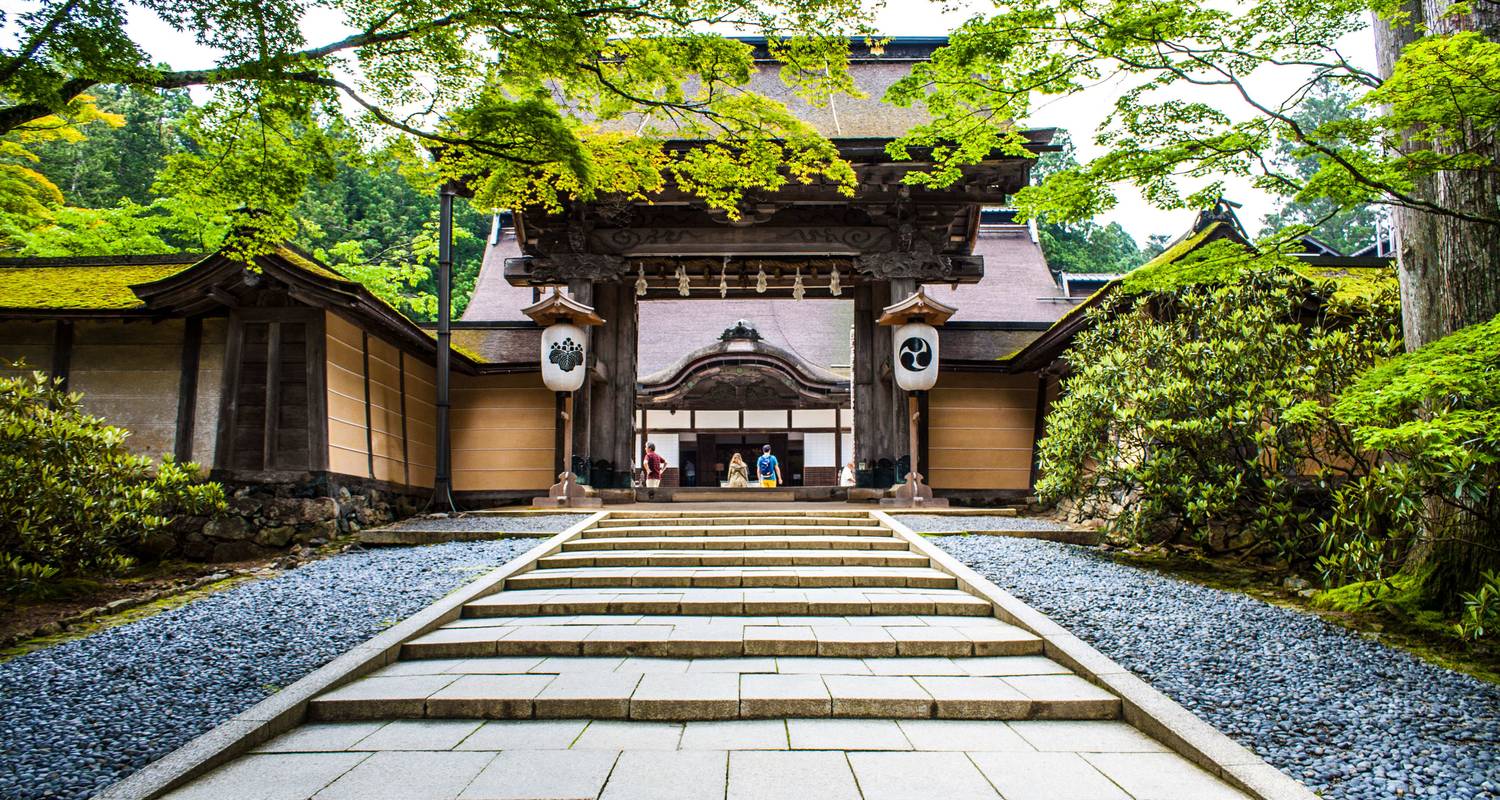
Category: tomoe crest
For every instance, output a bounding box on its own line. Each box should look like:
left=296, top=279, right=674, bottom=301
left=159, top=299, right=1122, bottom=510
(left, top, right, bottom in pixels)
left=549, top=338, right=584, bottom=372
left=898, top=337, right=932, bottom=371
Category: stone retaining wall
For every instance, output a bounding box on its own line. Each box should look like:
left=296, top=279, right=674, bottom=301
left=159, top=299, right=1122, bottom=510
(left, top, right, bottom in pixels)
left=156, top=476, right=425, bottom=562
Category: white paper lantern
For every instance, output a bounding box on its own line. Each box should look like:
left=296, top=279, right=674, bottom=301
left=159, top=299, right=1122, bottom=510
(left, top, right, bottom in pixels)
left=892, top=321, right=939, bottom=391
left=541, top=322, right=587, bottom=392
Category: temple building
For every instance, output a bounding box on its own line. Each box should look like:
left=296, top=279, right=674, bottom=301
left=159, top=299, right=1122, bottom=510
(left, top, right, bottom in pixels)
left=0, top=38, right=1394, bottom=543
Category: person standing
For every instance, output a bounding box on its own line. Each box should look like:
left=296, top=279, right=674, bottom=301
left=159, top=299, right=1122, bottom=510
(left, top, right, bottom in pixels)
left=728, top=453, right=749, bottom=488
left=756, top=444, right=782, bottom=488
left=643, top=443, right=667, bottom=489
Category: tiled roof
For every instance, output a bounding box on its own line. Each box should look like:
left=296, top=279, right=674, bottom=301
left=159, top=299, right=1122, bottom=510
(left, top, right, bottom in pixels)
left=460, top=228, right=535, bottom=322
left=922, top=225, right=1075, bottom=323
left=599, top=57, right=935, bottom=140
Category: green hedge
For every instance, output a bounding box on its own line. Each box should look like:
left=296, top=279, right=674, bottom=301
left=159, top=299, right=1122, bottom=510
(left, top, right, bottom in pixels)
left=0, top=367, right=225, bottom=598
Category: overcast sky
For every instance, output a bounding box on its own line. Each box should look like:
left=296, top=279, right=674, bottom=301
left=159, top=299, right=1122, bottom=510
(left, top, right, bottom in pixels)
left=6, top=0, right=1380, bottom=244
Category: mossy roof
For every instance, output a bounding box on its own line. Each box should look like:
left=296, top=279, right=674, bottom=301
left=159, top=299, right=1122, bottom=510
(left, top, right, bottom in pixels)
left=0, top=257, right=203, bottom=311
left=1004, top=220, right=1397, bottom=367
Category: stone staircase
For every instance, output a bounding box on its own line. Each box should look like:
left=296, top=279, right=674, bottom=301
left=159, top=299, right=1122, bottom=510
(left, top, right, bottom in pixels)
left=308, top=510, right=1121, bottom=723
left=143, top=509, right=1273, bottom=800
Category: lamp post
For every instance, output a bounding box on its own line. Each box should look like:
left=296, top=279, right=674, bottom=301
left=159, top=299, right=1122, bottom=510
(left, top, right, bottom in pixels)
left=878, top=288, right=955, bottom=508
left=524, top=288, right=605, bottom=508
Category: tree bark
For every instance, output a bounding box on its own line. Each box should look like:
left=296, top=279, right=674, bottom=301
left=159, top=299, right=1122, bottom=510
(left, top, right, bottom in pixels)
left=1377, top=0, right=1500, bottom=351
left=1375, top=0, right=1500, bottom=606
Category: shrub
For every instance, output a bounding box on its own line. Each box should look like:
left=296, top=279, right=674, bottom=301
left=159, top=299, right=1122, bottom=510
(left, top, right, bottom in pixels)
left=1036, top=243, right=1402, bottom=560
left=0, top=367, right=225, bottom=598
left=1320, top=313, right=1500, bottom=608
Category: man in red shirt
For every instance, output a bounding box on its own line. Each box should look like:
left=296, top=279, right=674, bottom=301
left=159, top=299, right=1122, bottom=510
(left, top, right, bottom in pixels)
left=643, top=443, right=667, bottom=489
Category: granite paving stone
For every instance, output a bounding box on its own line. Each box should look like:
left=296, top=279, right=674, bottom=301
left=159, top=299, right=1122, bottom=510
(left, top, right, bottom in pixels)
left=846, top=751, right=1000, bottom=800
left=599, top=750, right=728, bottom=800
left=895, top=719, right=1035, bottom=752
left=1083, top=752, right=1250, bottom=799
left=160, top=753, right=369, bottom=800
left=349, top=720, right=483, bottom=751
left=572, top=720, right=683, bottom=750
left=1008, top=720, right=1170, bottom=753
left=967, top=751, right=1131, bottom=800
left=787, top=719, right=912, bottom=750
left=459, top=749, right=618, bottom=800
left=311, top=751, right=495, bottom=799
left=680, top=720, right=789, bottom=750
left=727, top=751, right=861, bottom=800
left=253, top=723, right=387, bottom=754
left=456, top=719, right=589, bottom=750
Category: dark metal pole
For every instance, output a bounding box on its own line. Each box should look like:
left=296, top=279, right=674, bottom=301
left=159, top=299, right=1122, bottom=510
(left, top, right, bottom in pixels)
left=433, top=185, right=456, bottom=511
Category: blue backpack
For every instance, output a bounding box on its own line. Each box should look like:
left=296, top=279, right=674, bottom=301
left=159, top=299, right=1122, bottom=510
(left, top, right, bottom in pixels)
left=757, top=454, right=776, bottom=477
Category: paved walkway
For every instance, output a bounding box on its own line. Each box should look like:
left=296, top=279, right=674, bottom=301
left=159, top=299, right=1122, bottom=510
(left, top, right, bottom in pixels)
left=157, top=511, right=1252, bottom=800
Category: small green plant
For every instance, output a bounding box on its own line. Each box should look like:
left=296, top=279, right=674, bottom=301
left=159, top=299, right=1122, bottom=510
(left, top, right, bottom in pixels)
left=0, top=366, right=226, bottom=598
left=1458, top=572, right=1500, bottom=641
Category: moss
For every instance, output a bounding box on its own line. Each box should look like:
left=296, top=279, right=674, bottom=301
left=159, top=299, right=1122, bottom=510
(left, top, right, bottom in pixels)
left=1314, top=572, right=1427, bottom=612
left=0, top=263, right=196, bottom=310
left=273, top=246, right=348, bottom=282
left=1115, top=225, right=1257, bottom=295
left=1289, top=264, right=1399, bottom=304
left=421, top=328, right=487, bottom=363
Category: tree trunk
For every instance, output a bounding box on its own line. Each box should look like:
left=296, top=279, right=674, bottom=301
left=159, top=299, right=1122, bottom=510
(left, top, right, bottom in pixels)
left=1375, top=0, right=1500, bottom=607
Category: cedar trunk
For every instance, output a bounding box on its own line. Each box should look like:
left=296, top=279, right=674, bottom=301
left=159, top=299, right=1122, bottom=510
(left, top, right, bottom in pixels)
left=1376, top=0, right=1500, bottom=606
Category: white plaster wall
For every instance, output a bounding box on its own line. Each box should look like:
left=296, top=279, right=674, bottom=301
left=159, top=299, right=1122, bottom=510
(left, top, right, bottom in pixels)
left=804, top=433, right=837, bottom=467
left=646, top=409, right=692, bottom=429
left=694, top=410, right=739, bottom=428
left=744, top=410, right=789, bottom=428
left=645, top=433, right=679, bottom=466
left=792, top=409, right=837, bottom=428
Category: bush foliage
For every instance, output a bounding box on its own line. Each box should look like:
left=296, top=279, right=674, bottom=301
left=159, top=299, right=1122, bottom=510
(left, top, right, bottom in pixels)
left=1319, top=313, right=1500, bottom=604
left=1036, top=244, right=1403, bottom=562
left=0, top=368, right=225, bottom=598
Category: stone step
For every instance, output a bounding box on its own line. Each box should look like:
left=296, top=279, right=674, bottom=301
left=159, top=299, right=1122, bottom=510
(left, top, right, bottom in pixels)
left=602, top=511, right=873, bottom=520
left=596, top=516, right=874, bottom=528
left=563, top=535, right=913, bottom=552
left=537, top=550, right=931, bottom=570
left=308, top=661, right=1117, bottom=722
left=464, top=588, right=995, bottom=617
left=503, top=566, right=958, bottom=591
left=581, top=524, right=894, bottom=538
left=401, top=615, right=1039, bottom=660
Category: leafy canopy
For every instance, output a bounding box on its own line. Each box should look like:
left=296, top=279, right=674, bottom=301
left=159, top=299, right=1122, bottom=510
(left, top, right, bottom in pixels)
left=3, top=0, right=876, bottom=257
left=882, top=0, right=1500, bottom=230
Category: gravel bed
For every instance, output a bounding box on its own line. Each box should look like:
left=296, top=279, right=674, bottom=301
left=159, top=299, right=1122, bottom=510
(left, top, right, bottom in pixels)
left=895, top=513, right=1075, bottom=532
left=935, top=535, right=1500, bottom=800
left=377, top=513, right=591, bottom=533
left=0, top=538, right=543, bottom=800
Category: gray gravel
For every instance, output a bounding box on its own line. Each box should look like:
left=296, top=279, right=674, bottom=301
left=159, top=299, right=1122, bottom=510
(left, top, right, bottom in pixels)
left=896, top=513, right=1075, bottom=532
left=935, top=535, right=1500, bottom=800
left=0, top=538, right=543, bottom=800
left=379, top=513, right=591, bottom=533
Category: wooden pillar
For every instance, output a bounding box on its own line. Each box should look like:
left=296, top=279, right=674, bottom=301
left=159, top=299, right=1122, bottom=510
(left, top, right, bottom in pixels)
left=50, top=320, right=73, bottom=392
left=586, top=282, right=638, bottom=487
left=888, top=278, right=914, bottom=474
left=853, top=281, right=901, bottom=484
left=568, top=279, right=594, bottom=478
left=174, top=317, right=202, bottom=463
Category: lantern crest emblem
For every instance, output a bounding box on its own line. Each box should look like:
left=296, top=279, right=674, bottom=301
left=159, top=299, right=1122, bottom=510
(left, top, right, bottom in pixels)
left=898, top=337, right=932, bottom=371
left=549, top=338, right=584, bottom=371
